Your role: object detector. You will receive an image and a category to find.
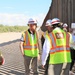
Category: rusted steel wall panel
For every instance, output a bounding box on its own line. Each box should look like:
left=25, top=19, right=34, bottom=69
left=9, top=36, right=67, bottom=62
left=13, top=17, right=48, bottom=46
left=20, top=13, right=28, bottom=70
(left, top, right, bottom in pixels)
left=73, top=0, right=75, bottom=23
left=41, top=0, right=75, bottom=31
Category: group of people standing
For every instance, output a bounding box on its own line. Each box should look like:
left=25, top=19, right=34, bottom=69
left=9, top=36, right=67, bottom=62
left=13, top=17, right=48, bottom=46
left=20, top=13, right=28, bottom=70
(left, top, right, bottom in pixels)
left=20, top=17, right=75, bottom=75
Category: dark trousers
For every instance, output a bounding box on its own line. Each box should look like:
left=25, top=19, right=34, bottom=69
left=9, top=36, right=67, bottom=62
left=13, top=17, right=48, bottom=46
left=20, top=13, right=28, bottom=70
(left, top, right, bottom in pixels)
left=48, top=63, right=70, bottom=75
left=44, top=54, right=50, bottom=75
left=23, top=55, right=38, bottom=75
left=70, top=60, right=74, bottom=71
left=70, top=47, right=75, bottom=71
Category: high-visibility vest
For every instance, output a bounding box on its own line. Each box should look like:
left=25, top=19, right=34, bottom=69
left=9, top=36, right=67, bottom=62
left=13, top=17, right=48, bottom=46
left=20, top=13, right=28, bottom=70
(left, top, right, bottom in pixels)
left=23, top=31, right=39, bottom=57
left=42, top=31, right=49, bottom=38
left=47, top=28, right=71, bottom=64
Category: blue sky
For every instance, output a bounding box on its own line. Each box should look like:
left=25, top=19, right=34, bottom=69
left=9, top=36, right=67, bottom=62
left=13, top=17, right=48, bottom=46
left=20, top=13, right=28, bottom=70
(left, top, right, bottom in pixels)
left=0, top=0, right=52, bottom=26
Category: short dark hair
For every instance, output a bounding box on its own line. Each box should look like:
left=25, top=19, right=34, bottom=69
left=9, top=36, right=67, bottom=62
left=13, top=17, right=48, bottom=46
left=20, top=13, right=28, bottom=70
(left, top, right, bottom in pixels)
left=52, top=23, right=63, bottom=29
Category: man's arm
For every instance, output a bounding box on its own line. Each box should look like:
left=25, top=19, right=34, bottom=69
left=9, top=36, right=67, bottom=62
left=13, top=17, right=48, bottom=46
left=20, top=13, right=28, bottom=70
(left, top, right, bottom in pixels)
left=19, top=32, right=25, bottom=56
left=20, top=41, right=24, bottom=55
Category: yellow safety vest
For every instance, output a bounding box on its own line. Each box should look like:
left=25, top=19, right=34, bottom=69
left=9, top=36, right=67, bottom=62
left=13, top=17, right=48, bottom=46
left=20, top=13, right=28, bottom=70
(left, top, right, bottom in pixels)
left=23, top=31, right=39, bottom=57
left=47, top=28, right=71, bottom=64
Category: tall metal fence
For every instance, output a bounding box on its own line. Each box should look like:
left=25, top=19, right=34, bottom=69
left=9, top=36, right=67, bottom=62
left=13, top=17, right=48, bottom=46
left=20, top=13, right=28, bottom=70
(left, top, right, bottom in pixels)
left=41, top=0, right=75, bottom=31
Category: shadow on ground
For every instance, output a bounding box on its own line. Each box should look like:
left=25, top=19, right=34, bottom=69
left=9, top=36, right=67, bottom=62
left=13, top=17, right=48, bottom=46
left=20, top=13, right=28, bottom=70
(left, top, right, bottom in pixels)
left=9, top=70, right=24, bottom=75
left=0, top=39, right=20, bottom=47
left=0, top=39, right=45, bottom=75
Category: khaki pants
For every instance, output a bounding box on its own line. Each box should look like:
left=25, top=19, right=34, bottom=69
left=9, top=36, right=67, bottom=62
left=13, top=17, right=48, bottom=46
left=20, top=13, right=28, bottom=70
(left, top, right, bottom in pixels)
left=48, top=63, right=70, bottom=75
left=23, top=55, right=38, bottom=75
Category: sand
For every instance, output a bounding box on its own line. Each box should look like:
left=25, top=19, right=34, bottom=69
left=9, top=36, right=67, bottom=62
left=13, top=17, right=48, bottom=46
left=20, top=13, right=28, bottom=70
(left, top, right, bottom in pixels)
left=0, top=32, right=21, bottom=44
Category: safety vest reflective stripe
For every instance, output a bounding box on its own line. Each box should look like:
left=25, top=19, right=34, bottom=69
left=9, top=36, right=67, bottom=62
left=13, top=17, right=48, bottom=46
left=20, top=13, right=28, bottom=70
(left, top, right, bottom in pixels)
left=23, top=45, right=37, bottom=50
left=49, top=33, right=56, bottom=48
left=50, top=47, right=70, bottom=54
left=49, top=32, right=70, bottom=53
left=25, top=31, right=30, bottom=45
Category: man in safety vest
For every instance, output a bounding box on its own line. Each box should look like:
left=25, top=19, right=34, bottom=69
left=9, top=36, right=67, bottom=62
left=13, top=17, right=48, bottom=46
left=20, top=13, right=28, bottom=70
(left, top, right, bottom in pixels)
left=43, top=19, right=52, bottom=37
left=20, top=18, right=40, bottom=75
left=40, top=19, right=53, bottom=50
left=63, top=23, right=68, bottom=32
left=42, top=18, right=71, bottom=75
left=43, top=19, right=53, bottom=75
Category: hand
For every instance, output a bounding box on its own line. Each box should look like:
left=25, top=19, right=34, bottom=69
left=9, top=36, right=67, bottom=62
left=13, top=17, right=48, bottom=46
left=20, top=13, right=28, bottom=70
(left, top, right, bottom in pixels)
left=42, top=65, right=45, bottom=69
left=22, top=53, right=24, bottom=57
left=37, top=54, right=40, bottom=61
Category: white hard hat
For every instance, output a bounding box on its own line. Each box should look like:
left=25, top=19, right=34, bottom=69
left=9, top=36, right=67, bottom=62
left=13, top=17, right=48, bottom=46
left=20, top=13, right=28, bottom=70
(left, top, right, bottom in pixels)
left=45, top=19, right=52, bottom=26
left=28, top=18, right=37, bottom=25
left=51, top=18, right=60, bottom=25
left=63, top=23, right=68, bottom=28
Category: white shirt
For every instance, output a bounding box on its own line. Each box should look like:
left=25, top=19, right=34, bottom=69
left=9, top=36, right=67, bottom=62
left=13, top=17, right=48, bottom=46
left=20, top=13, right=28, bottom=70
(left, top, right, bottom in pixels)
left=42, top=37, right=51, bottom=66
left=20, top=30, right=34, bottom=42
left=42, top=27, right=59, bottom=66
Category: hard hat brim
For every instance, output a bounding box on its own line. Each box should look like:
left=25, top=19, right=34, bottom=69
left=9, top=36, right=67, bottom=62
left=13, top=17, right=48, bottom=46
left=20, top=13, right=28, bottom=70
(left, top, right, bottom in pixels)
left=52, top=22, right=60, bottom=25
left=45, top=24, right=51, bottom=26
left=28, top=23, right=37, bottom=26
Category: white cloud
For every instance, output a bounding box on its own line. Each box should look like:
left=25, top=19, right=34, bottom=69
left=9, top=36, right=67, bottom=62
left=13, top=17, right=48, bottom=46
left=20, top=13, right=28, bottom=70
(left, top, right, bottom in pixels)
left=33, top=13, right=46, bottom=26
left=0, top=13, right=46, bottom=26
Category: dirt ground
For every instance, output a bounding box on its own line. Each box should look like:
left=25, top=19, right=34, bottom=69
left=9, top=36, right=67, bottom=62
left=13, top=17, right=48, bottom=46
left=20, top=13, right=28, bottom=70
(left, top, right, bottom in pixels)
left=0, top=32, right=21, bottom=44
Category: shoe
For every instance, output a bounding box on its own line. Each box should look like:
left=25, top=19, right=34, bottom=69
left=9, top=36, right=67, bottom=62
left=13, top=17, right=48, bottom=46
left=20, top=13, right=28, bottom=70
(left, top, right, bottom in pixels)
left=38, top=65, right=45, bottom=70
left=69, top=71, right=74, bottom=75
